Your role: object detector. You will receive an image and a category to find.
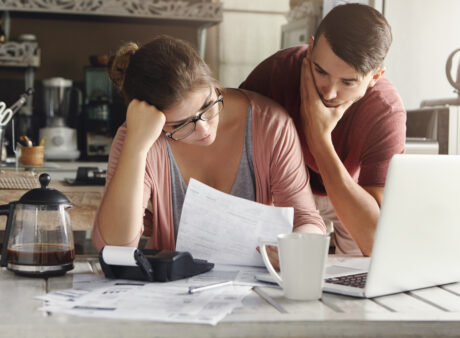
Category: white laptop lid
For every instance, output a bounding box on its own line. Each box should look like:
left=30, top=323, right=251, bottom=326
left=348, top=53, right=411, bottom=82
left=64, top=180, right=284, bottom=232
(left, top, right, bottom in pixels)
left=364, top=154, right=460, bottom=298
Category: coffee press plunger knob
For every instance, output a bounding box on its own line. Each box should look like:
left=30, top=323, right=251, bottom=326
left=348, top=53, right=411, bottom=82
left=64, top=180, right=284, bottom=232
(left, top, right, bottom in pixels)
left=39, top=173, right=51, bottom=189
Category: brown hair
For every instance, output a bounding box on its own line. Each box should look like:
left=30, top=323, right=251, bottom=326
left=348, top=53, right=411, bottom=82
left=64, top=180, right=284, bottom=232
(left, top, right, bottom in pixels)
left=108, top=35, right=219, bottom=110
left=314, top=3, right=392, bottom=75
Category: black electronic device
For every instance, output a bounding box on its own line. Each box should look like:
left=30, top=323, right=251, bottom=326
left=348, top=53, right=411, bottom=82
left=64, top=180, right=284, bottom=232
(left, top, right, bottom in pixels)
left=65, top=166, right=106, bottom=186
left=99, top=247, right=214, bottom=282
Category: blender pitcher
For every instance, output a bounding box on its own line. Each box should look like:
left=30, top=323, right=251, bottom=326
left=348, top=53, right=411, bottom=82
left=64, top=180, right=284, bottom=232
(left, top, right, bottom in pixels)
left=0, top=173, right=75, bottom=277
left=42, top=77, right=73, bottom=127
left=39, top=77, right=81, bottom=160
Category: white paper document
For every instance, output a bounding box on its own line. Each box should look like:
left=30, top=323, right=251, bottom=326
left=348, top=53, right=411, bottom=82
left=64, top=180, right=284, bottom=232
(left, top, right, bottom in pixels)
left=36, top=264, right=272, bottom=325
left=176, top=178, right=294, bottom=266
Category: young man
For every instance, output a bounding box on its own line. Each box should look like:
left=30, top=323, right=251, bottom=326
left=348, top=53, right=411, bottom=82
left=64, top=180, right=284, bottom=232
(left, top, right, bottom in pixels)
left=241, top=3, right=406, bottom=256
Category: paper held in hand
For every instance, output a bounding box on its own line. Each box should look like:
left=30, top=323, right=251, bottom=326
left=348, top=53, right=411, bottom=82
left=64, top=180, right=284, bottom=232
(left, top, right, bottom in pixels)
left=176, top=178, right=293, bottom=267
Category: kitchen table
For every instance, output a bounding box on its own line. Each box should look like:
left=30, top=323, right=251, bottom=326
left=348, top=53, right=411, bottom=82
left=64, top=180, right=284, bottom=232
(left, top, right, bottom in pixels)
left=0, top=256, right=459, bottom=337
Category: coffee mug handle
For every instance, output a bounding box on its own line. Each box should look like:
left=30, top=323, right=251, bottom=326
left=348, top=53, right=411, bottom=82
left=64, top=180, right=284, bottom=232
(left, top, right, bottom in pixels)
left=259, top=241, right=283, bottom=287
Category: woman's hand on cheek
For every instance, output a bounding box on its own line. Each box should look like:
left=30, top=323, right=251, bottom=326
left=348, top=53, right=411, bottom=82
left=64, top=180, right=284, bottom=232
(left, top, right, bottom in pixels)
left=126, top=99, right=166, bottom=152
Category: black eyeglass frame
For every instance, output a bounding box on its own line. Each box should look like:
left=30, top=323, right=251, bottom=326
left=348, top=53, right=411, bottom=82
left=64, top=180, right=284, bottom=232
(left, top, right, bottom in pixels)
left=163, top=89, right=223, bottom=141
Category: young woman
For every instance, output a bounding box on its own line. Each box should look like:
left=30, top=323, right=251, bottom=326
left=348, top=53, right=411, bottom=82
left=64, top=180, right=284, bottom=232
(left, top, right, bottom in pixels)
left=92, top=35, right=325, bottom=252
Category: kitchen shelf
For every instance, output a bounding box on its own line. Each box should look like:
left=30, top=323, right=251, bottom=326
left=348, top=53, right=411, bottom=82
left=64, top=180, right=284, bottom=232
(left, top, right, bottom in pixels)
left=0, top=0, right=222, bottom=25
left=0, top=0, right=222, bottom=59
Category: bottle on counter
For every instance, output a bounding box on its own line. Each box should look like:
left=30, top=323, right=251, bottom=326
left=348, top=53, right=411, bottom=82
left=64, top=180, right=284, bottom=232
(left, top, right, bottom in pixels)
left=0, top=20, right=5, bottom=43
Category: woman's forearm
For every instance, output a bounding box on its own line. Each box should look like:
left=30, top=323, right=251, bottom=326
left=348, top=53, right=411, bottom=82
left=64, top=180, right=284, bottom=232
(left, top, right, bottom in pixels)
left=97, top=136, right=149, bottom=246
left=294, top=224, right=326, bottom=235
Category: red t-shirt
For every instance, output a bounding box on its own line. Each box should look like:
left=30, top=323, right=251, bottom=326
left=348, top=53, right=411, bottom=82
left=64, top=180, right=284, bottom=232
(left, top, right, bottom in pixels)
left=240, top=46, right=406, bottom=195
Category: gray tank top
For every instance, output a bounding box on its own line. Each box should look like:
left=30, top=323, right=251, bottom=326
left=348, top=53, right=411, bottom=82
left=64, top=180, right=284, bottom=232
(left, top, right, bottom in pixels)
left=165, top=106, right=255, bottom=240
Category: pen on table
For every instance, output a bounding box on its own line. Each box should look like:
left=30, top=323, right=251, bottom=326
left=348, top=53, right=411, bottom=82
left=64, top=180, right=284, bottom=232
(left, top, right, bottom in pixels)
left=188, top=281, right=233, bottom=294
left=39, top=138, right=45, bottom=146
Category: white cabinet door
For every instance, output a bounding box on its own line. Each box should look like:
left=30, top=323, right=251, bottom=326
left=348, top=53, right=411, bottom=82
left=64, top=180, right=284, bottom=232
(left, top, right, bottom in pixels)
left=448, top=106, right=460, bottom=155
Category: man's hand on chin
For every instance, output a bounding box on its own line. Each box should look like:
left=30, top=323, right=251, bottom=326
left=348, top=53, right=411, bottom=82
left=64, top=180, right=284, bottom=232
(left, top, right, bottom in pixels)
left=300, top=54, right=354, bottom=153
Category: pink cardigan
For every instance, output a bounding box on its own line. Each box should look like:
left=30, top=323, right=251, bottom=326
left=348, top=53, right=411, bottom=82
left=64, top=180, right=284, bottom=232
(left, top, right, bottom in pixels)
left=92, top=90, right=325, bottom=251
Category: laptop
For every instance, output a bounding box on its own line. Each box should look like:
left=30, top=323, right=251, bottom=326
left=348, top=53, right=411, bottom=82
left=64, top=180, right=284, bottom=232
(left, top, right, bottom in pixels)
left=323, top=154, right=460, bottom=298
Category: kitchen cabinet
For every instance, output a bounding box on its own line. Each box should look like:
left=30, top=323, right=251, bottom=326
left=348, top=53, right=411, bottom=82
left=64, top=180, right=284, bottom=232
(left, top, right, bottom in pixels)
left=406, top=105, right=460, bottom=155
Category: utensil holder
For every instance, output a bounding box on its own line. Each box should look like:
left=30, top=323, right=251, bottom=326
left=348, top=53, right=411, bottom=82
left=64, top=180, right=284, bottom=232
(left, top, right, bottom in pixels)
left=19, top=145, right=44, bottom=166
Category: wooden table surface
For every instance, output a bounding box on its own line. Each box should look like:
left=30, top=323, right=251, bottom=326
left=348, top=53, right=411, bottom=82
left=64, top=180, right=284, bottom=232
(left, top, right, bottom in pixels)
left=1, top=256, right=460, bottom=337
left=0, top=181, right=103, bottom=231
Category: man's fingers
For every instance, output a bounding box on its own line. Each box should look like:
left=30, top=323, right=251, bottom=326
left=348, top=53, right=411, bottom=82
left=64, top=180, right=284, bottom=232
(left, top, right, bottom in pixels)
left=301, top=57, right=312, bottom=87
left=301, top=57, right=320, bottom=103
left=300, top=58, right=308, bottom=94
left=335, top=98, right=356, bottom=117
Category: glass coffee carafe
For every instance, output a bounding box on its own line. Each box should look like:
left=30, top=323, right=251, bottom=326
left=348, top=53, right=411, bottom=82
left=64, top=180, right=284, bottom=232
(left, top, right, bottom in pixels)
left=0, top=173, right=75, bottom=277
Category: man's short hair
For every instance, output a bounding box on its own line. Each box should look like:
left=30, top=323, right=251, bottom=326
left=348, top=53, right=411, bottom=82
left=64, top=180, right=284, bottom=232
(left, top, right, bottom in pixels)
left=314, top=3, right=392, bottom=75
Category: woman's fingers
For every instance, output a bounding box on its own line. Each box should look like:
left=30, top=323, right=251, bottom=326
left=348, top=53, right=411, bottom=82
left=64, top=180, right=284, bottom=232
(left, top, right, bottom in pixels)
left=256, top=245, right=280, bottom=271
left=266, top=245, right=280, bottom=271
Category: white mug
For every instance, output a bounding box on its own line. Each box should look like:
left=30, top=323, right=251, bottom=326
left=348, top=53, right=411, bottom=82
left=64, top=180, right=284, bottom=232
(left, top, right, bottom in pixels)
left=260, top=233, right=330, bottom=301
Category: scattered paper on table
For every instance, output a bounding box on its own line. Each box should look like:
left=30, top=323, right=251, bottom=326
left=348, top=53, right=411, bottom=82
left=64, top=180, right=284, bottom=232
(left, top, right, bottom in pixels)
left=36, top=264, right=271, bottom=325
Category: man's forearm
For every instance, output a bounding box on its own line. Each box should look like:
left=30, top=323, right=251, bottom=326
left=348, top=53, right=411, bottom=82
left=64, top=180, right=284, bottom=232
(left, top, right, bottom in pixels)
left=311, top=139, right=380, bottom=256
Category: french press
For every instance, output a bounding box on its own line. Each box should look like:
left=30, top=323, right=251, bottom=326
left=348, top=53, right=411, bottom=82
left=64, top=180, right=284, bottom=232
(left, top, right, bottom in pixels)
left=0, top=173, right=75, bottom=276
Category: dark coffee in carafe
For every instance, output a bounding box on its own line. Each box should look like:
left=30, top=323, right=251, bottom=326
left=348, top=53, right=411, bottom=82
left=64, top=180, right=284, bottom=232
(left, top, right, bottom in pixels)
left=6, top=243, right=75, bottom=277
left=7, top=243, right=75, bottom=266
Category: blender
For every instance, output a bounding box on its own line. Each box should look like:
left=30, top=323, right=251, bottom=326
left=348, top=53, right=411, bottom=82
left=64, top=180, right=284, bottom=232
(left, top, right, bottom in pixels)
left=39, top=77, right=81, bottom=160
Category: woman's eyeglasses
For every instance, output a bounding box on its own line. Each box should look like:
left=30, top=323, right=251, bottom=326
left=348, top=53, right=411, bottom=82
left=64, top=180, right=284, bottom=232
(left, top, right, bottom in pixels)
left=163, top=89, right=224, bottom=141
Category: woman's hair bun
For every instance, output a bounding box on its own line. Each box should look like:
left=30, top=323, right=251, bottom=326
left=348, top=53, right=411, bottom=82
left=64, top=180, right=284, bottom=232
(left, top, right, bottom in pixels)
left=108, top=42, right=139, bottom=91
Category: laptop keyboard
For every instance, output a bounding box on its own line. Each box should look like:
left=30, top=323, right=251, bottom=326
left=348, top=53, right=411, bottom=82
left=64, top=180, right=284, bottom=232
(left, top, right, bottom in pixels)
left=325, top=272, right=368, bottom=289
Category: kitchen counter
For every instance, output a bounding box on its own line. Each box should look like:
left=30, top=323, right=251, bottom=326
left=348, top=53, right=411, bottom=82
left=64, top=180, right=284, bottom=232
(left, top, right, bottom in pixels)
left=0, top=177, right=104, bottom=232
left=0, top=160, right=107, bottom=181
